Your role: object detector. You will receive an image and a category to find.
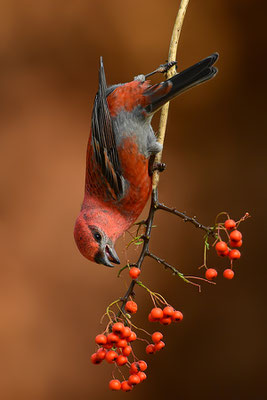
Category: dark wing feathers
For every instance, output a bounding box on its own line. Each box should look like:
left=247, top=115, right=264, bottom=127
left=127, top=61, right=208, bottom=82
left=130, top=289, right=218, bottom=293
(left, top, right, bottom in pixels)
left=144, top=53, right=218, bottom=114
left=91, top=57, right=124, bottom=199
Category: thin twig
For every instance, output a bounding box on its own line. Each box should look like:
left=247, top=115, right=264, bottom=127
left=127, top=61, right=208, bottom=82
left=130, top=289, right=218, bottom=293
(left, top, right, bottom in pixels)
left=147, top=252, right=185, bottom=279
left=156, top=202, right=216, bottom=235
left=147, top=252, right=202, bottom=291
left=152, top=0, right=190, bottom=190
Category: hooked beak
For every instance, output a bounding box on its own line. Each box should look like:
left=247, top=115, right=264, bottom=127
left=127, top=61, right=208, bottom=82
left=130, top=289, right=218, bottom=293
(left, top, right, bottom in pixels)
left=95, top=244, right=120, bottom=268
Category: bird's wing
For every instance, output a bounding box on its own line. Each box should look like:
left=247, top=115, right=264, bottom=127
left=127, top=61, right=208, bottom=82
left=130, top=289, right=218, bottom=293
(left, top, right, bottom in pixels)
left=91, top=57, right=124, bottom=200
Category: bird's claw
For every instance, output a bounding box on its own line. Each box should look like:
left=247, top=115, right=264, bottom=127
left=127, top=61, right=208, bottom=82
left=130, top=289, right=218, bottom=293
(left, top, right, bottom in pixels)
left=158, top=61, right=177, bottom=74
left=152, top=162, right=166, bottom=173
left=144, top=61, right=177, bottom=79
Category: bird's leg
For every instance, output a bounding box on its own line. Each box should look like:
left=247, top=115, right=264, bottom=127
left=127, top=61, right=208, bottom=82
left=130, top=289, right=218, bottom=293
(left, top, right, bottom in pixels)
left=150, top=162, right=167, bottom=174
left=145, top=61, right=177, bottom=79
left=148, top=155, right=166, bottom=175
left=153, top=162, right=166, bottom=172
left=134, top=61, right=177, bottom=82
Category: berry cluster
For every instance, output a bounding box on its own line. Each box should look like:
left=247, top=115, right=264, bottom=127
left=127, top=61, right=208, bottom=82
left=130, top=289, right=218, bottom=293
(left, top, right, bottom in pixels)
left=148, top=306, right=183, bottom=325
left=91, top=321, right=147, bottom=391
left=91, top=212, right=249, bottom=392
left=91, top=291, right=183, bottom=392
left=204, top=216, right=248, bottom=281
left=146, top=306, right=183, bottom=354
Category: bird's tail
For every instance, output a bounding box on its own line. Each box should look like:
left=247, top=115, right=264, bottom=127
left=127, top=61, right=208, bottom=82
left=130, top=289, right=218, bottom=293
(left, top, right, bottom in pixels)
left=144, top=53, right=218, bottom=114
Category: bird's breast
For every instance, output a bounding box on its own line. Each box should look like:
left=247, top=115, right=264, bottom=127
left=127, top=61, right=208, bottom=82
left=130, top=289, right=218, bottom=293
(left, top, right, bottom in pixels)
left=117, top=136, right=151, bottom=221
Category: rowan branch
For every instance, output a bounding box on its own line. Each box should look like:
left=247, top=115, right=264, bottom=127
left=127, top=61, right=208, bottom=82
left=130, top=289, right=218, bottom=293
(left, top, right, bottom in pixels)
left=156, top=203, right=216, bottom=236
left=117, top=0, right=192, bottom=319
left=117, top=190, right=158, bottom=318
left=152, top=0, right=190, bottom=190
left=147, top=252, right=188, bottom=280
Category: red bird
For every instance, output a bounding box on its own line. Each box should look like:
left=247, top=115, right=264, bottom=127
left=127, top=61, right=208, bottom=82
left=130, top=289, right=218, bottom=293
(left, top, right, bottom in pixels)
left=74, top=53, right=218, bottom=267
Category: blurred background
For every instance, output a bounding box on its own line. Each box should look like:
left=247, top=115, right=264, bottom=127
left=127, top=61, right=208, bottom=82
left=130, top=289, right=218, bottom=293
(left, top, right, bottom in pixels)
left=0, top=0, right=266, bottom=399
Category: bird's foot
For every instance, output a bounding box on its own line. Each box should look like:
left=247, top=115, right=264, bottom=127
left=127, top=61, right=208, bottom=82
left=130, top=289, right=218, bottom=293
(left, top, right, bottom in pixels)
left=156, top=61, right=177, bottom=74
left=145, top=61, right=177, bottom=79
left=152, top=162, right=167, bottom=173
left=135, top=61, right=177, bottom=81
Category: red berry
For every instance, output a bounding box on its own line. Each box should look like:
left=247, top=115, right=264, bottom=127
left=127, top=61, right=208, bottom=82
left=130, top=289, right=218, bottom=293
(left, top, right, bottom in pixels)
left=146, top=344, right=155, bottom=354
left=122, top=345, right=132, bottom=356
left=230, top=240, right=242, bottom=248
left=150, top=307, right=163, bottom=321
left=125, top=300, right=138, bottom=314
left=215, top=241, right=228, bottom=253
left=96, top=348, right=106, bottom=360
left=230, top=230, right=242, bottom=242
left=127, top=332, right=137, bottom=342
left=205, top=268, right=218, bottom=280
left=107, top=333, right=119, bottom=344
left=112, top=322, right=124, bottom=335
left=160, top=317, right=172, bottom=325
left=95, top=334, right=107, bottom=345
left=219, top=248, right=230, bottom=257
left=90, top=352, right=102, bottom=364
left=172, top=310, right=183, bottom=322
left=121, top=326, right=131, bottom=338
left=105, top=350, right=118, bottom=363
left=228, top=249, right=241, bottom=260
left=224, top=219, right=236, bottom=230
left=148, top=313, right=156, bottom=322
left=103, top=343, right=112, bottom=349
left=154, top=341, right=165, bottom=351
left=163, top=306, right=174, bottom=318
left=152, top=331, right=163, bottom=343
left=137, top=371, right=147, bottom=381
left=121, top=381, right=133, bottom=392
left=128, top=374, right=140, bottom=385
left=138, top=361, right=147, bottom=371
left=117, top=339, right=128, bottom=348
left=130, top=362, right=140, bottom=374
left=109, top=379, right=121, bottom=391
left=116, top=355, right=128, bottom=366
left=223, top=269, right=235, bottom=280
left=129, top=267, right=140, bottom=279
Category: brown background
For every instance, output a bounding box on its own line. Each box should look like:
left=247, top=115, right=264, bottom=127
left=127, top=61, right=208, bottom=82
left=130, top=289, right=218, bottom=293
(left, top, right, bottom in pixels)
left=0, top=1, right=266, bottom=399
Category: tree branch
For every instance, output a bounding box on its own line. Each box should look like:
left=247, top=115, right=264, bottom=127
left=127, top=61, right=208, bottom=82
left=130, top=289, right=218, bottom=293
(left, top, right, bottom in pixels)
left=156, top=203, right=216, bottom=235
left=117, top=1, right=191, bottom=319
left=152, top=0, right=190, bottom=190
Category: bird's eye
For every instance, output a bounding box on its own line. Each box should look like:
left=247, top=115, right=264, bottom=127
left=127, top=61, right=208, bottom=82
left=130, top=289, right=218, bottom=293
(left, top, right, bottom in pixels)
left=93, top=232, right=102, bottom=242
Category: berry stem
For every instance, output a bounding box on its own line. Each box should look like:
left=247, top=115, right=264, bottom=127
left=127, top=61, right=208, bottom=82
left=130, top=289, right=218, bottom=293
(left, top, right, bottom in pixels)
left=214, top=211, right=230, bottom=225
left=106, top=299, right=121, bottom=322
left=117, top=263, right=130, bottom=278
left=236, top=212, right=251, bottom=227
left=136, top=281, right=169, bottom=307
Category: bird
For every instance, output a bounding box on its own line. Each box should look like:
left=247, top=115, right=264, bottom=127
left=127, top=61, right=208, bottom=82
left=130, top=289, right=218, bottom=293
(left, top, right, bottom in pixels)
left=74, top=53, right=218, bottom=267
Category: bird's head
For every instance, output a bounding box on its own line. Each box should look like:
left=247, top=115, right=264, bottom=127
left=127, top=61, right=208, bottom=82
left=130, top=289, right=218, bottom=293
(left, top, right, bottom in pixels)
left=74, top=209, right=121, bottom=267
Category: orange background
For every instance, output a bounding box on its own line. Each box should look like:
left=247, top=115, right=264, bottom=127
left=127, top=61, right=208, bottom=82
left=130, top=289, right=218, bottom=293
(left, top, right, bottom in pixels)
left=0, top=1, right=266, bottom=399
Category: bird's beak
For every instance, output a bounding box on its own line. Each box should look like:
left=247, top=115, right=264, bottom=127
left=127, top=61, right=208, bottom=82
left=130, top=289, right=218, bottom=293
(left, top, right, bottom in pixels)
left=105, top=244, right=120, bottom=265
left=95, top=244, right=120, bottom=268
